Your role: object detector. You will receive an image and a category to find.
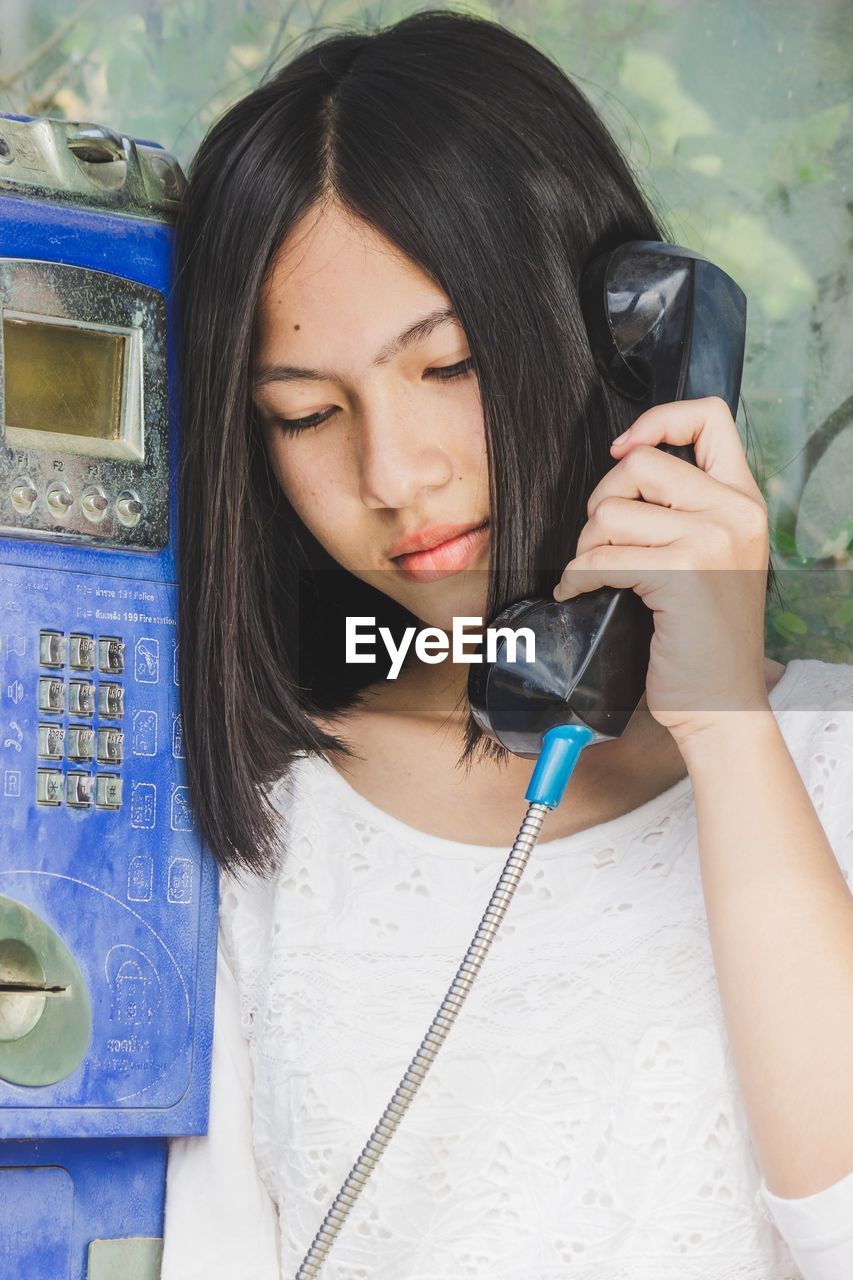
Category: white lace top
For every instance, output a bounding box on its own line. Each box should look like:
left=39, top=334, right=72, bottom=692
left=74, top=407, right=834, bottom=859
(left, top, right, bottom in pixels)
left=163, top=658, right=853, bottom=1280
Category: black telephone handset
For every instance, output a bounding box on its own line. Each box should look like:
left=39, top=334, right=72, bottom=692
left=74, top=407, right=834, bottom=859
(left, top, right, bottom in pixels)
left=468, top=241, right=747, bottom=758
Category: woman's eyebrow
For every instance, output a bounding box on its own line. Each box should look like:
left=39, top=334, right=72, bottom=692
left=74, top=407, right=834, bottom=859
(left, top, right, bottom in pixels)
left=253, top=305, right=460, bottom=387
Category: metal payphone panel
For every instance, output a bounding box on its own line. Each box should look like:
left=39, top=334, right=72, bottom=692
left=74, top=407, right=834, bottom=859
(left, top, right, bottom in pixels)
left=0, top=565, right=216, bottom=1129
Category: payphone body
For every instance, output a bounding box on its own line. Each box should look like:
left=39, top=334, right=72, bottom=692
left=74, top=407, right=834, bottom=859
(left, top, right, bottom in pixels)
left=0, top=116, right=217, bottom=1280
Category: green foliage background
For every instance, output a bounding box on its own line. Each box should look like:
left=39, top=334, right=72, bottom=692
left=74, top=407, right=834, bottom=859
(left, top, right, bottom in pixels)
left=1, top=0, right=850, bottom=662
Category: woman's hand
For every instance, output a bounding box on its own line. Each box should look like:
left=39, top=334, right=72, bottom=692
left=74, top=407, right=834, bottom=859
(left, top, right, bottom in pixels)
left=552, top=395, right=771, bottom=752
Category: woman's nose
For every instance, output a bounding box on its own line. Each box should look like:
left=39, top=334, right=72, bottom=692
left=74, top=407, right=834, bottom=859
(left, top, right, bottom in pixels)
left=357, top=395, right=455, bottom=509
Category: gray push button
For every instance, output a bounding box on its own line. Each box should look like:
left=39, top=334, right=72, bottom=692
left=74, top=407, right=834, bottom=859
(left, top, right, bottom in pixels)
left=37, top=724, right=65, bottom=760
left=97, top=728, right=123, bottom=764
left=38, top=677, right=65, bottom=714
left=67, top=727, right=96, bottom=762
left=98, top=637, right=125, bottom=674
left=39, top=631, right=65, bottom=667
left=46, top=482, right=73, bottom=518
left=69, top=633, right=95, bottom=670
left=68, top=681, right=95, bottom=716
left=98, top=683, right=124, bottom=718
left=36, top=770, right=63, bottom=805
left=66, top=773, right=93, bottom=808
left=10, top=477, right=38, bottom=516
left=87, top=1237, right=163, bottom=1280
left=95, top=775, right=122, bottom=809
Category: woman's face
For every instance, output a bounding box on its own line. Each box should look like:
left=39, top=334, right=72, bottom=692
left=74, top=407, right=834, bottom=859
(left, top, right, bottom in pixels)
left=253, top=199, right=490, bottom=631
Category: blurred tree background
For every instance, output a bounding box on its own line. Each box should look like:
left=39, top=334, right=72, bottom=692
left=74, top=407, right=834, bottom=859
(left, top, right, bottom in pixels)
left=1, top=0, right=850, bottom=662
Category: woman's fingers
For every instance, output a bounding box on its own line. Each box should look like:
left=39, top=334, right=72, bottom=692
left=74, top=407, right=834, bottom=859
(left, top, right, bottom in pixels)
left=588, top=442, right=750, bottom=518
left=608, top=395, right=762, bottom=501
left=574, top=495, right=692, bottom=557
left=554, top=543, right=679, bottom=601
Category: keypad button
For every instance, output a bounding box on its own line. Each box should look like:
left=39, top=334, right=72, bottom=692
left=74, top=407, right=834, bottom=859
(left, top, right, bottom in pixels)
left=39, top=631, right=65, bottom=667
left=98, top=683, right=124, bottom=719
left=97, top=728, right=124, bottom=764
left=69, top=633, right=95, bottom=670
left=37, top=723, right=65, bottom=760
left=38, top=676, right=65, bottom=714
left=95, top=774, right=123, bottom=809
left=67, top=726, right=96, bottom=762
left=98, top=637, right=125, bottom=675
left=66, top=772, right=93, bottom=808
left=68, top=681, right=95, bottom=716
left=37, top=769, right=64, bottom=806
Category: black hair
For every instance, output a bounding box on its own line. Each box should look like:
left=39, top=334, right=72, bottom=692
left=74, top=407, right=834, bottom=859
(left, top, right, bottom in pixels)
left=174, top=8, right=674, bottom=877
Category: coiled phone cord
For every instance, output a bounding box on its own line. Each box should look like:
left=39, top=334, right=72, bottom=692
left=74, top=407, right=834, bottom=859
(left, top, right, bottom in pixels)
left=294, top=723, right=594, bottom=1279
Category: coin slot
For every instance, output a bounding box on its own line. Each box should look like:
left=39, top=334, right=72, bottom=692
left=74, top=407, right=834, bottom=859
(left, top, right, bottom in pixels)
left=0, top=938, right=69, bottom=1042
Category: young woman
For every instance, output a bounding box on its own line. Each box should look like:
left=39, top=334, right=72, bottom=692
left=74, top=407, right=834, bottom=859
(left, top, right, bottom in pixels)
left=161, top=11, right=853, bottom=1279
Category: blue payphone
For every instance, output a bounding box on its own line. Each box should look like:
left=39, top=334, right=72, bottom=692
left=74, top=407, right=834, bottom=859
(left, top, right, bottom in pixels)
left=0, top=116, right=217, bottom=1279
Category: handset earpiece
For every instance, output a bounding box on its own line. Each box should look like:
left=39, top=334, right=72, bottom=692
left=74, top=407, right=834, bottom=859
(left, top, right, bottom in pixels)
left=579, top=240, right=746, bottom=463
left=467, top=241, right=747, bottom=757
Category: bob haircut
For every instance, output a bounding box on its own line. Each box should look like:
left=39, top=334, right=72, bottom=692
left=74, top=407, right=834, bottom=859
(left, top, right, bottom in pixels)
left=175, top=7, right=676, bottom=878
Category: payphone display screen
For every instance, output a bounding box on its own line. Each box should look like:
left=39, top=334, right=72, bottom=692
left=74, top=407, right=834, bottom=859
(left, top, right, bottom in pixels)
left=3, top=316, right=126, bottom=445
left=0, top=260, right=167, bottom=547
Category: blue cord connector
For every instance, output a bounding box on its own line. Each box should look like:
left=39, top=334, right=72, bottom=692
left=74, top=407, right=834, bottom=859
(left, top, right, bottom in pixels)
left=525, top=724, right=595, bottom=809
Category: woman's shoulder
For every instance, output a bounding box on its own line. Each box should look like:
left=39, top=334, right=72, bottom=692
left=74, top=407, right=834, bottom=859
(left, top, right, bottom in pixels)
left=216, top=754, right=322, bottom=968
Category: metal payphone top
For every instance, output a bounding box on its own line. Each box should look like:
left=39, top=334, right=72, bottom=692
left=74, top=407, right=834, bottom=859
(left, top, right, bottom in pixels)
left=0, top=116, right=188, bottom=564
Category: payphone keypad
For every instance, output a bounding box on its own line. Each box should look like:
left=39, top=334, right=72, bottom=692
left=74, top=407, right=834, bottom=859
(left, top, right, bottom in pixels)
left=36, top=630, right=126, bottom=809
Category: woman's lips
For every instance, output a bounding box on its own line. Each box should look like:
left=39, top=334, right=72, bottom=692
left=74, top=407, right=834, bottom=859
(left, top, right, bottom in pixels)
left=391, top=520, right=489, bottom=583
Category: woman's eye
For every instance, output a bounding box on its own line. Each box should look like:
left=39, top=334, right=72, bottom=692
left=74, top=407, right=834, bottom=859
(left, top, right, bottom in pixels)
left=272, top=408, right=335, bottom=433
left=269, top=357, right=475, bottom=434
left=425, top=357, right=475, bottom=381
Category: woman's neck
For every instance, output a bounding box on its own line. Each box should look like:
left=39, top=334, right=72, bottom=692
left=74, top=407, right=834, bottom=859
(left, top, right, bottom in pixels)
left=322, top=654, right=784, bottom=845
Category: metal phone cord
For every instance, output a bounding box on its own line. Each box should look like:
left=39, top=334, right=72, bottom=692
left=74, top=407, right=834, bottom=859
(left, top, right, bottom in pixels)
left=294, top=798, right=550, bottom=1279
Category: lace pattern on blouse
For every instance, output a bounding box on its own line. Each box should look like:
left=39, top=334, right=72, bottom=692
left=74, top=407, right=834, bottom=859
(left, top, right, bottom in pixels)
left=218, top=659, right=853, bottom=1279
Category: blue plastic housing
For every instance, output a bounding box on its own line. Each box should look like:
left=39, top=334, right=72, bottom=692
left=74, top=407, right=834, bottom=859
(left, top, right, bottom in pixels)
left=0, top=169, right=218, bottom=1278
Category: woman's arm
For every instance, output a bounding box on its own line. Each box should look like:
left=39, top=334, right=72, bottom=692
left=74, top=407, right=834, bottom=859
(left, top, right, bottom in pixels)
left=552, top=396, right=853, bottom=1243
left=682, top=712, right=853, bottom=1199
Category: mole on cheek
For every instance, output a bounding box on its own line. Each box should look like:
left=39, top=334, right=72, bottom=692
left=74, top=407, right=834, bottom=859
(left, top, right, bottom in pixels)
left=294, top=324, right=300, bottom=330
